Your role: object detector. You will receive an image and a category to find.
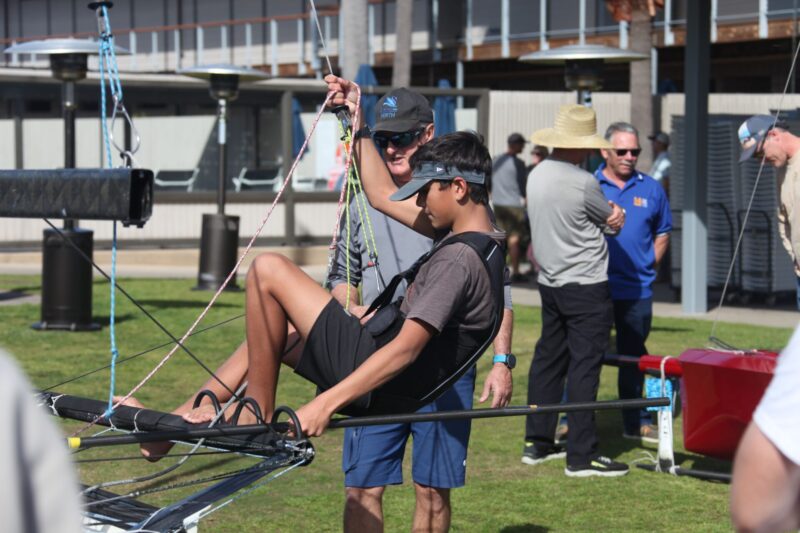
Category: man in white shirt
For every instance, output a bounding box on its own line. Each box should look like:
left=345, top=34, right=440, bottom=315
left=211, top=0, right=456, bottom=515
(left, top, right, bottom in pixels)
left=731, top=325, right=800, bottom=532
left=648, top=131, right=670, bottom=191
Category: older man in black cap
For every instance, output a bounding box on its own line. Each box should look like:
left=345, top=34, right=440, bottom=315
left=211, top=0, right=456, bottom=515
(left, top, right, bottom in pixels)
left=492, top=132, right=530, bottom=281
left=738, top=115, right=800, bottom=309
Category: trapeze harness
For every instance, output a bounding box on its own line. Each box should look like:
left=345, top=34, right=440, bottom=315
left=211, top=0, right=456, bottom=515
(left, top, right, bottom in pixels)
left=344, top=231, right=506, bottom=416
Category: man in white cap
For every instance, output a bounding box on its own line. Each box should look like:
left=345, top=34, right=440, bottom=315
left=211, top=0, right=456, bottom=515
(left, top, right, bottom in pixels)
left=521, top=104, right=629, bottom=477
left=738, top=115, right=800, bottom=309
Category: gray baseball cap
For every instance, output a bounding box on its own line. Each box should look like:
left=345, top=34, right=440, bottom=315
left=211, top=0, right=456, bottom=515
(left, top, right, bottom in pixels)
left=737, top=115, right=789, bottom=162
left=390, top=161, right=486, bottom=201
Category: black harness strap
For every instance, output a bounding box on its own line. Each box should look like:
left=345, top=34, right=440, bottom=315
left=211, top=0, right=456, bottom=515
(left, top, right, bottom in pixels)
left=356, top=231, right=506, bottom=414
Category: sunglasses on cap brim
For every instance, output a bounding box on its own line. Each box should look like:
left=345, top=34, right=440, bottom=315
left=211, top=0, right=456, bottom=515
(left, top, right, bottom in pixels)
left=374, top=129, right=425, bottom=149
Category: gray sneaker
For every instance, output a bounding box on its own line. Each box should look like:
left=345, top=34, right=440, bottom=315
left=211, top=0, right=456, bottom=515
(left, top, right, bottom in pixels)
left=521, top=442, right=566, bottom=465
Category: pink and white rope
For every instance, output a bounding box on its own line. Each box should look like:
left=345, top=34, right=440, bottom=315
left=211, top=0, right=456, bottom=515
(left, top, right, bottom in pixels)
left=73, top=89, right=348, bottom=436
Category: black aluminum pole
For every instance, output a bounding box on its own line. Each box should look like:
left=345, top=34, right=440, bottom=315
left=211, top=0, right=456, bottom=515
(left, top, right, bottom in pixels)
left=67, top=397, right=669, bottom=450
left=63, top=79, right=76, bottom=230
left=217, top=97, right=227, bottom=215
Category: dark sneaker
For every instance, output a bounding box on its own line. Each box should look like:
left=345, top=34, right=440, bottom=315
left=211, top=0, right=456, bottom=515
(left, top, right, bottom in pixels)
left=565, top=455, right=629, bottom=477
left=555, top=423, right=569, bottom=445
left=521, top=442, right=566, bottom=465
left=622, top=423, right=659, bottom=444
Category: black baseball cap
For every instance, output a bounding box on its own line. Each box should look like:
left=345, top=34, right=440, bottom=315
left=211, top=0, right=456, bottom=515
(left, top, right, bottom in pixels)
left=648, top=131, right=670, bottom=145
left=507, top=133, right=528, bottom=144
left=390, top=161, right=486, bottom=201
left=374, top=88, right=434, bottom=133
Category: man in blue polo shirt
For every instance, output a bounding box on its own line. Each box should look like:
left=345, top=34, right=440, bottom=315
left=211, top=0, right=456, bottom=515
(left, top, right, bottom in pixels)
left=595, top=122, right=672, bottom=443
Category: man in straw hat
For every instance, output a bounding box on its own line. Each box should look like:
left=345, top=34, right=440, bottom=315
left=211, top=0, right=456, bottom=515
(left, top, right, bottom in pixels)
left=521, top=104, right=629, bottom=477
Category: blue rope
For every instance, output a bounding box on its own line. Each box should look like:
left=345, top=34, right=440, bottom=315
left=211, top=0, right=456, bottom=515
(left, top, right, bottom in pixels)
left=105, top=223, right=120, bottom=417
left=98, top=5, right=123, bottom=417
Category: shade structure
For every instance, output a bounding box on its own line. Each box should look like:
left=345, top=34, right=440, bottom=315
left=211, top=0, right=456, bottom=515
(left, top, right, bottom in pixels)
left=354, top=63, right=378, bottom=128
left=292, top=98, right=307, bottom=159
left=433, top=79, right=456, bottom=138
left=4, top=37, right=128, bottom=56
left=177, top=63, right=269, bottom=82
left=518, top=43, right=648, bottom=64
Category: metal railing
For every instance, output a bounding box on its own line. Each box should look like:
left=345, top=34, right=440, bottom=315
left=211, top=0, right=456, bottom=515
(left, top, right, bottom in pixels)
left=3, top=1, right=797, bottom=74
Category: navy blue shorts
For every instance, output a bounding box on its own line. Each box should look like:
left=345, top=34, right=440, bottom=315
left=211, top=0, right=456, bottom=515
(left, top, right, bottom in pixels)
left=342, top=366, right=476, bottom=489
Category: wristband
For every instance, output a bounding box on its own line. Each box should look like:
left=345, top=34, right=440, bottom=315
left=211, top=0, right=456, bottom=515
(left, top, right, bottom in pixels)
left=354, top=125, right=372, bottom=140
left=493, top=353, right=516, bottom=369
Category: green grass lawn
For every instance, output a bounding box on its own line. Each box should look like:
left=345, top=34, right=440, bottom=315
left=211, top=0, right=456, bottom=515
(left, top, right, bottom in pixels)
left=0, top=274, right=793, bottom=532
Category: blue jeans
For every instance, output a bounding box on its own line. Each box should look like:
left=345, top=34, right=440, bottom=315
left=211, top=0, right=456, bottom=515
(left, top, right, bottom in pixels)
left=614, top=298, right=653, bottom=435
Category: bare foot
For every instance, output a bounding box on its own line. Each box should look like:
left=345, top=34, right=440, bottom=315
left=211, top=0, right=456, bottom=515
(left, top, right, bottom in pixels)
left=236, top=408, right=268, bottom=426
left=112, top=395, right=175, bottom=462
left=182, top=403, right=219, bottom=424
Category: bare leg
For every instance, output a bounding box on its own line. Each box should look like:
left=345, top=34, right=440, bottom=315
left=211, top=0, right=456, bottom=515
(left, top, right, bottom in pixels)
left=238, top=253, right=333, bottom=425
left=508, top=233, right=521, bottom=276
left=412, top=484, right=451, bottom=533
left=344, top=486, right=385, bottom=533
left=182, top=326, right=303, bottom=424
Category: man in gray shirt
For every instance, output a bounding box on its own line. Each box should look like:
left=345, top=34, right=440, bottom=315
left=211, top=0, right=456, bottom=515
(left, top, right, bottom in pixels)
left=522, top=104, right=629, bottom=477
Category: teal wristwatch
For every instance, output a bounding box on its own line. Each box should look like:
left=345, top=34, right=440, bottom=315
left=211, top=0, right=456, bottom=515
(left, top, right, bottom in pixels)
left=492, top=353, right=516, bottom=369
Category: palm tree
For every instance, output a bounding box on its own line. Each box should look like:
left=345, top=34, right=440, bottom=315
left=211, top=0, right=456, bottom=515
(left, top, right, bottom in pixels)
left=340, top=0, right=369, bottom=80
left=392, top=0, right=414, bottom=87
left=606, top=0, right=663, bottom=169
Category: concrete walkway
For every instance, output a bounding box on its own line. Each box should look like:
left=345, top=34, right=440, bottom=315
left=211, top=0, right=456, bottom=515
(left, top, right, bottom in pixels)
left=509, top=285, right=798, bottom=329
left=1, top=247, right=797, bottom=329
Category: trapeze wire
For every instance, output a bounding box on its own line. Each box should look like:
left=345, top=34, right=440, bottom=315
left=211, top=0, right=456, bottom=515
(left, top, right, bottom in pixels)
left=708, top=34, right=800, bottom=345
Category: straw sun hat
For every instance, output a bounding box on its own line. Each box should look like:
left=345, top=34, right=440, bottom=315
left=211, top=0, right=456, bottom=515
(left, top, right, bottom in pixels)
left=530, top=104, right=612, bottom=149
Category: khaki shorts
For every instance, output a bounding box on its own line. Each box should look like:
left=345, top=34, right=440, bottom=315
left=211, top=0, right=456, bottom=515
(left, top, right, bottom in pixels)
left=494, top=205, right=530, bottom=244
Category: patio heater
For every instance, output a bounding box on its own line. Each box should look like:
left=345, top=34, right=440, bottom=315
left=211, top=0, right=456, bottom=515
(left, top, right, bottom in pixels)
left=519, top=44, right=647, bottom=107
left=4, top=38, right=126, bottom=331
left=178, top=64, right=268, bottom=291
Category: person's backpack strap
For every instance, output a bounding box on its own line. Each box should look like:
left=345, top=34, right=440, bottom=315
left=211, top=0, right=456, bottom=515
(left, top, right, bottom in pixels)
left=361, top=238, right=442, bottom=319
left=418, top=231, right=505, bottom=403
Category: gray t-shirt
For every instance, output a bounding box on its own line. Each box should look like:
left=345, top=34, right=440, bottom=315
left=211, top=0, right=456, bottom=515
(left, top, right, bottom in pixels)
left=328, top=193, right=432, bottom=304
left=0, top=351, right=83, bottom=533
left=399, top=231, right=504, bottom=334
left=526, top=158, right=612, bottom=287
left=329, top=194, right=513, bottom=310
left=491, top=153, right=527, bottom=207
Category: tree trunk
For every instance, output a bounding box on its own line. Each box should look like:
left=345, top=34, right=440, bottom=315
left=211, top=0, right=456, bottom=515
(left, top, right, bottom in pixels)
left=392, top=0, right=413, bottom=87
left=340, top=0, right=369, bottom=80
left=629, top=6, right=654, bottom=169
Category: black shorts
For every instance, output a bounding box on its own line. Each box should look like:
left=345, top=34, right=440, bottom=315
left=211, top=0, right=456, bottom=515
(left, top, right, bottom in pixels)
left=294, top=298, right=378, bottom=410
